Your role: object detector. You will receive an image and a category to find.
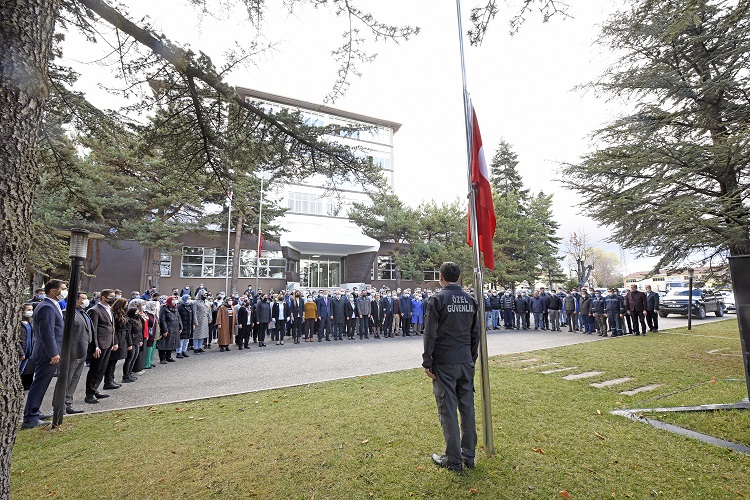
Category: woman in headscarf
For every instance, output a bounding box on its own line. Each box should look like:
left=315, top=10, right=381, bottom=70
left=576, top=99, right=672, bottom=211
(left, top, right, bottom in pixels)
left=158, top=295, right=182, bottom=363
left=129, top=298, right=149, bottom=374
left=19, top=303, right=34, bottom=390
left=215, top=297, right=235, bottom=351
left=142, top=300, right=159, bottom=369
left=192, top=290, right=211, bottom=353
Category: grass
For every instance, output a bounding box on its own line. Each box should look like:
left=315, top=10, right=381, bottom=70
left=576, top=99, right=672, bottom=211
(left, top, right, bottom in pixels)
left=11, top=320, right=750, bottom=499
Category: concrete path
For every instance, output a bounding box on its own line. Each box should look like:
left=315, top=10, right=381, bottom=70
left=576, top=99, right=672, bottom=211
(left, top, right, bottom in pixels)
left=37, top=314, right=736, bottom=414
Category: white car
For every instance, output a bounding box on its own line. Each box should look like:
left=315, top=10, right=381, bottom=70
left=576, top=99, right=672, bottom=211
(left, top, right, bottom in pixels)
left=719, top=290, right=736, bottom=312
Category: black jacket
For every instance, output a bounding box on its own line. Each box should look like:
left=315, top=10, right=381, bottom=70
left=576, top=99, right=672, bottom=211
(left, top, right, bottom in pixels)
left=422, top=284, right=480, bottom=369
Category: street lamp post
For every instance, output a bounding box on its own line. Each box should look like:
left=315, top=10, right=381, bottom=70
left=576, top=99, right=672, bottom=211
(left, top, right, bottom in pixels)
left=256, top=172, right=272, bottom=292
left=687, top=268, right=695, bottom=331
left=51, top=229, right=103, bottom=428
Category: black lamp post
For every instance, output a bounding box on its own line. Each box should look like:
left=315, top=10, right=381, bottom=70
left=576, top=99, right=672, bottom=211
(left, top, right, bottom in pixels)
left=687, top=268, right=695, bottom=331
left=51, top=229, right=102, bottom=428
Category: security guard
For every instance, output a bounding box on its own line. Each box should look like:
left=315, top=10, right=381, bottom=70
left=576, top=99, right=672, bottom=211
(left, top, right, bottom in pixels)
left=422, top=262, right=480, bottom=472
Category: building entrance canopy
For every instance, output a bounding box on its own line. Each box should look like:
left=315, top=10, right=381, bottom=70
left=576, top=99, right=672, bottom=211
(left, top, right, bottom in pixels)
left=281, top=230, right=379, bottom=256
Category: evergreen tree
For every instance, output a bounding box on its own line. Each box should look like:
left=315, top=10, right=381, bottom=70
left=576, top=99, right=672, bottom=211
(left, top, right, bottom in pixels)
left=561, top=0, right=750, bottom=268
left=489, top=139, right=528, bottom=199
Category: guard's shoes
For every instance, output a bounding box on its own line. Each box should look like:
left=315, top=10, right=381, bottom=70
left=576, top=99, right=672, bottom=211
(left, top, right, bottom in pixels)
left=66, top=406, right=84, bottom=414
left=94, top=392, right=110, bottom=399
left=84, top=395, right=99, bottom=404
left=21, top=419, right=49, bottom=429
left=431, top=454, right=463, bottom=472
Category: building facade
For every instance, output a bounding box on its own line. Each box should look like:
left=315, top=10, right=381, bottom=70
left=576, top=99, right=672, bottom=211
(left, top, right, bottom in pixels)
left=88, top=87, right=429, bottom=295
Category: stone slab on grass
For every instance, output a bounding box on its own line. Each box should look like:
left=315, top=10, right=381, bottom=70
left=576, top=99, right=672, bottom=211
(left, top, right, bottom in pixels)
left=590, top=377, right=633, bottom=388
left=620, top=383, right=663, bottom=396
left=563, top=371, right=604, bottom=380
left=540, top=366, right=578, bottom=374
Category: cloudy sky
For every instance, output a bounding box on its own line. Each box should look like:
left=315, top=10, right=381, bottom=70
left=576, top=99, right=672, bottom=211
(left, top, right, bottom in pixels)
left=65, top=0, right=657, bottom=273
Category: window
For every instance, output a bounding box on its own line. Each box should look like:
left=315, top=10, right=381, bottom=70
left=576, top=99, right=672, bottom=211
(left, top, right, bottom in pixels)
left=238, top=250, right=286, bottom=279
left=288, top=192, right=339, bottom=216
left=160, top=251, right=172, bottom=277
left=423, top=270, right=440, bottom=282
left=374, top=256, right=400, bottom=280
left=302, top=112, right=325, bottom=127
left=368, top=153, right=392, bottom=171
left=180, top=247, right=285, bottom=279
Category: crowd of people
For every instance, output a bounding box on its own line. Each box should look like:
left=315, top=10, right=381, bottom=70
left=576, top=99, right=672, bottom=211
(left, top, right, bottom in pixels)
left=481, top=284, right=661, bottom=336
left=18, top=279, right=659, bottom=428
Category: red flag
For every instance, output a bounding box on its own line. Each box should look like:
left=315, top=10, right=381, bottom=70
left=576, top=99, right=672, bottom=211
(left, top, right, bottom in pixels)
left=466, top=104, right=496, bottom=270
left=258, top=229, right=263, bottom=255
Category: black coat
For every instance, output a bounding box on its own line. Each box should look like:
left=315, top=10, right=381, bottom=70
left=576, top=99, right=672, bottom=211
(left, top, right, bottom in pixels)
left=178, top=302, right=195, bottom=339
left=344, top=300, right=358, bottom=319
left=331, top=297, right=347, bottom=323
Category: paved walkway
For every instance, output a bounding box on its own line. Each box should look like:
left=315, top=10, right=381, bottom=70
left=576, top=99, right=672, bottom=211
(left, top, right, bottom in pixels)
left=39, top=314, right=735, bottom=414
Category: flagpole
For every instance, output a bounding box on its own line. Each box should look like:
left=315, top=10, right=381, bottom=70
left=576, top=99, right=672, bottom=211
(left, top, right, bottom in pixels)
left=256, top=175, right=265, bottom=292
left=455, top=0, right=495, bottom=455
left=225, top=186, right=232, bottom=295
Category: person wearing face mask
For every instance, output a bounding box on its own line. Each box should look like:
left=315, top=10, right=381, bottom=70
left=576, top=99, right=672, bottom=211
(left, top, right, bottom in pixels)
left=63, top=292, right=93, bottom=414
left=255, top=294, right=272, bottom=347
left=591, top=291, right=608, bottom=336
left=22, top=279, right=67, bottom=428
left=316, top=291, right=333, bottom=342
left=344, top=294, right=358, bottom=340
left=176, top=295, right=195, bottom=358
left=411, top=293, right=424, bottom=335
left=31, top=288, right=45, bottom=303
left=330, top=290, right=346, bottom=341
left=290, top=291, right=305, bottom=343
left=85, top=289, right=117, bottom=404
left=192, top=290, right=211, bottom=353
left=381, top=292, right=394, bottom=338
left=303, top=295, right=318, bottom=342
left=271, top=295, right=291, bottom=345
left=19, top=303, right=35, bottom=390
left=603, top=288, right=625, bottom=337
left=500, top=290, right=515, bottom=329
left=399, top=290, right=413, bottom=336
left=215, top=298, right=234, bottom=351
left=158, top=295, right=183, bottom=360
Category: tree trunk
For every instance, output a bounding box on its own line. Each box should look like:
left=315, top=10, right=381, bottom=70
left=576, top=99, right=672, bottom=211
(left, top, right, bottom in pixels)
left=231, top=211, right=244, bottom=295
left=0, top=1, right=60, bottom=497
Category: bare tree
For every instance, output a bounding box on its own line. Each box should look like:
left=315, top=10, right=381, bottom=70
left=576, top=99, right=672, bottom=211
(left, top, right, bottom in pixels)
left=564, top=230, right=596, bottom=289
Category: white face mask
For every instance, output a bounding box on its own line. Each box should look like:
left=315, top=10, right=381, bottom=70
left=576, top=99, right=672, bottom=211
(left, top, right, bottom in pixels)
left=58, top=289, right=68, bottom=301
left=81, top=299, right=90, bottom=309
left=24, top=310, right=33, bottom=318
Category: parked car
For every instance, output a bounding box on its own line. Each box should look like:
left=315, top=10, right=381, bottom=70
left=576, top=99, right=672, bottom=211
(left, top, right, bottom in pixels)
left=718, top=290, right=736, bottom=312
left=659, top=289, right=725, bottom=319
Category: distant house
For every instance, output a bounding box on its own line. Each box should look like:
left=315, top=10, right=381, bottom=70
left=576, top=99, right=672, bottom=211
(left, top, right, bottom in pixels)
left=623, top=266, right=723, bottom=292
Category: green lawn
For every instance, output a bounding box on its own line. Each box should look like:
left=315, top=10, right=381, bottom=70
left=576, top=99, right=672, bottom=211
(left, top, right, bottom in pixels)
left=11, top=320, right=750, bottom=499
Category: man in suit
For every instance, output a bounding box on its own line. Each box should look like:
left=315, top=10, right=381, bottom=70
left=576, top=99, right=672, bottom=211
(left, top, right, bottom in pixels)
left=236, top=299, right=252, bottom=350
left=316, top=291, right=333, bottom=341
left=625, top=285, right=648, bottom=336
left=381, top=293, right=394, bottom=337
left=399, top=289, right=414, bottom=336
left=84, top=289, right=117, bottom=404
left=22, top=279, right=67, bottom=428
left=330, top=290, right=346, bottom=341
left=290, top=291, right=305, bottom=343
left=644, top=285, right=660, bottom=332
left=65, top=291, right=93, bottom=414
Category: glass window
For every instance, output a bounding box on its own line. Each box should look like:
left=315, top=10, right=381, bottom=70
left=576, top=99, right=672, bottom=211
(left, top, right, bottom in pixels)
left=160, top=252, right=172, bottom=277
left=180, top=246, right=286, bottom=279
left=423, top=270, right=440, bottom=282
left=374, top=256, right=400, bottom=280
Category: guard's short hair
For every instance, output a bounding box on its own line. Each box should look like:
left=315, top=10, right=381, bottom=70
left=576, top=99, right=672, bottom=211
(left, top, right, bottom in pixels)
left=45, top=279, right=65, bottom=295
left=439, top=262, right=460, bottom=283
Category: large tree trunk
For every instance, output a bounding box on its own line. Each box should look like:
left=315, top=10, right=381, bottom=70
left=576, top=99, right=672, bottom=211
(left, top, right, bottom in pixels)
left=0, top=1, right=60, bottom=497
left=230, top=211, right=244, bottom=295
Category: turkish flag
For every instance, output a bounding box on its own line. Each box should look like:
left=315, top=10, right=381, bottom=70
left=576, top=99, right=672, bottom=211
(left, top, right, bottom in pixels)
left=466, top=104, right=496, bottom=270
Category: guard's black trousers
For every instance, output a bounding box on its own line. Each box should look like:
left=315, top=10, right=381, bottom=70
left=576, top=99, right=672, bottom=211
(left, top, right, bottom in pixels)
left=432, top=362, right=477, bottom=466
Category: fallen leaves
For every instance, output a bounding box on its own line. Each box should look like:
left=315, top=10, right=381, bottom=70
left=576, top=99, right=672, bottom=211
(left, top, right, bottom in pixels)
left=594, top=432, right=606, bottom=441
left=469, top=487, right=478, bottom=494
left=597, top=409, right=602, bottom=415
left=533, top=447, right=546, bottom=455
left=360, top=439, right=369, bottom=444
left=560, top=490, right=572, bottom=499
left=416, top=466, right=425, bottom=471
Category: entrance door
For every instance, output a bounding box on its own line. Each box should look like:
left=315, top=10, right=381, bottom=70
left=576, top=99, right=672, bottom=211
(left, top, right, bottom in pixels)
left=300, top=255, right=341, bottom=288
